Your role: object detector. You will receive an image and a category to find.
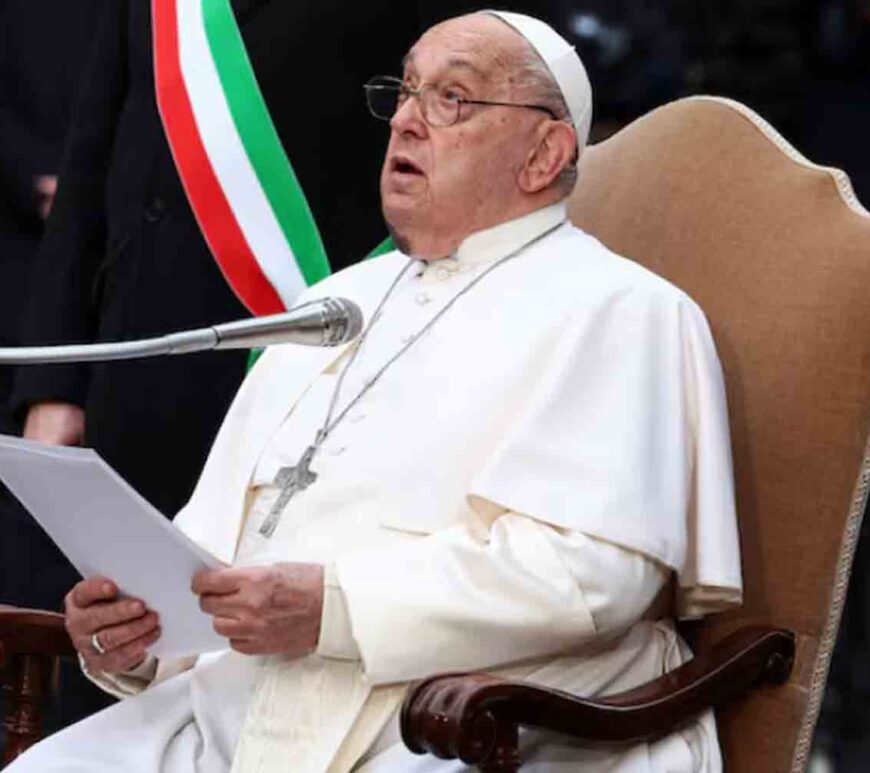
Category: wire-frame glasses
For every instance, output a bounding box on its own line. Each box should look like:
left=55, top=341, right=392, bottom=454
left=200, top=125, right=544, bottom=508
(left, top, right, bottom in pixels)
left=364, top=76, right=560, bottom=128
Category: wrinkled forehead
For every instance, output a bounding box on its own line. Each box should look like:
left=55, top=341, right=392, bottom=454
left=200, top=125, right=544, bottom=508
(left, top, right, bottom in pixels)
left=402, top=14, right=526, bottom=87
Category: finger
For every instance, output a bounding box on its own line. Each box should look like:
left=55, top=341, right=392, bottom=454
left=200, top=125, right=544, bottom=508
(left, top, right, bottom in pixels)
left=199, top=592, right=245, bottom=617
left=212, top=616, right=250, bottom=639
left=75, top=598, right=146, bottom=635
left=95, top=612, right=160, bottom=653
left=70, top=577, right=118, bottom=609
left=191, top=568, right=243, bottom=596
left=111, top=626, right=162, bottom=672
left=66, top=597, right=139, bottom=638
left=229, top=638, right=259, bottom=656
left=72, top=631, right=99, bottom=658
left=91, top=626, right=162, bottom=674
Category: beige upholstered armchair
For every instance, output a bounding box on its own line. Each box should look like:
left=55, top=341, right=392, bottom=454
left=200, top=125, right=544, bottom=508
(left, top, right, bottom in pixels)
left=401, top=96, right=870, bottom=771
left=3, top=97, right=870, bottom=771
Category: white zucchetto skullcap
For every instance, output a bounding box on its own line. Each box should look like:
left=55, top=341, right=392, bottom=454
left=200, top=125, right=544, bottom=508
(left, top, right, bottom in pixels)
left=484, top=10, right=593, bottom=154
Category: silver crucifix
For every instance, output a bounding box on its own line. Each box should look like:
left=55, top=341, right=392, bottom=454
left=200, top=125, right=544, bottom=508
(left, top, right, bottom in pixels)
left=259, top=444, right=319, bottom=537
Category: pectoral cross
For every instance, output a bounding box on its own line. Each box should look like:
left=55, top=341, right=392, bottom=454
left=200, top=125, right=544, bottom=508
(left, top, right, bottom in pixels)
left=259, top=444, right=319, bottom=537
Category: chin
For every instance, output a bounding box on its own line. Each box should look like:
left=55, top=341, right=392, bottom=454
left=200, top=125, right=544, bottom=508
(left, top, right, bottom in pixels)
left=383, top=202, right=421, bottom=256
left=385, top=222, right=414, bottom=256
left=382, top=199, right=454, bottom=260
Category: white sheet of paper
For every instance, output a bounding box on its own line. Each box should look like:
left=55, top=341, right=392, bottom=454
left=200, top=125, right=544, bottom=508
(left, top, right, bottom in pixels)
left=0, top=434, right=228, bottom=658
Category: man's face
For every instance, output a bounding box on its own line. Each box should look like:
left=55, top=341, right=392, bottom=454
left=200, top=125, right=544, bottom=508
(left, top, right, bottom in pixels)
left=380, top=15, right=545, bottom=259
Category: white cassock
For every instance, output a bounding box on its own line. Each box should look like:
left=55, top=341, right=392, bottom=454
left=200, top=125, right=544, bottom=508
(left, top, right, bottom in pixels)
left=9, top=201, right=742, bottom=772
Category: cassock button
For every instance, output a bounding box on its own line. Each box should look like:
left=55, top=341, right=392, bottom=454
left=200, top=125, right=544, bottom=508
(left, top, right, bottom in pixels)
left=415, top=293, right=432, bottom=306
left=143, top=197, right=166, bottom=223
left=436, top=267, right=452, bottom=281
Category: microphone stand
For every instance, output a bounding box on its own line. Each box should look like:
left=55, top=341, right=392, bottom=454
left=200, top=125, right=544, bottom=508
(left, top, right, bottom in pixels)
left=0, top=298, right=362, bottom=365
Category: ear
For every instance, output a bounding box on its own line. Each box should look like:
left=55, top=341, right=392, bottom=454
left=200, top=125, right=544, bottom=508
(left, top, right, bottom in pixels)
left=518, top=121, right=577, bottom=193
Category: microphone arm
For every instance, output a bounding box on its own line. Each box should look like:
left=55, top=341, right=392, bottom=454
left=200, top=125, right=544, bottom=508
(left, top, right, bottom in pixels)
left=0, top=297, right=363, bottom=365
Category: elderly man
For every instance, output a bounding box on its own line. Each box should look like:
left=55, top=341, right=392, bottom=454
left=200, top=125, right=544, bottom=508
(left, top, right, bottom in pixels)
left=8, top=11, right=741, bottom=773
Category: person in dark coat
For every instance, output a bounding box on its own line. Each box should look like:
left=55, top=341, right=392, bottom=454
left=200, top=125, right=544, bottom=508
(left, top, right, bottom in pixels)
left=0, top=0, right=100, bottom=433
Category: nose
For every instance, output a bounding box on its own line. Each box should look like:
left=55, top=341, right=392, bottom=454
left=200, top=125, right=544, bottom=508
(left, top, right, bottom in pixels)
left=389, top=91, right=427, bottom=138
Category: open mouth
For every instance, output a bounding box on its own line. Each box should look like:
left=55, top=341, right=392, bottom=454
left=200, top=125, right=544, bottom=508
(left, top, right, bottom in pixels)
left=390, top=156, right=425, bottom=176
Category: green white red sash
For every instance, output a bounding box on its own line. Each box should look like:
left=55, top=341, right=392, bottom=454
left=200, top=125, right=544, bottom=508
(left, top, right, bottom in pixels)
left=153, top=0, right=330, bottom=315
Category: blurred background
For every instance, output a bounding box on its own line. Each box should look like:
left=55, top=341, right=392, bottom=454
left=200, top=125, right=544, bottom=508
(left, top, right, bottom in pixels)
left=550, top=0, right=870, bottom=204
left=1, top=0, right=868, bottom=768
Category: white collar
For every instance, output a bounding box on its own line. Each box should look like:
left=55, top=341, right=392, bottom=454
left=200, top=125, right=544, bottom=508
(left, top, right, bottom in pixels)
left=416, top=201, right=568, bottom=274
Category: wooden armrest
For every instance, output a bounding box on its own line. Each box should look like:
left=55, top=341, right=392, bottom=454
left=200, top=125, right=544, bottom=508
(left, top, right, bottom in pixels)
left=0, top=605, right=75, bottom=663
left=400, top=625, right=795, bottom=770
left=1, top=606, right=76, bottom=765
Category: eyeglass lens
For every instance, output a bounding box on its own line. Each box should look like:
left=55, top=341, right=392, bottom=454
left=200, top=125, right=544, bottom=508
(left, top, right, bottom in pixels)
left=365, top=81, right=459, bottom=127
left=365, top=84, right=401, bottom=121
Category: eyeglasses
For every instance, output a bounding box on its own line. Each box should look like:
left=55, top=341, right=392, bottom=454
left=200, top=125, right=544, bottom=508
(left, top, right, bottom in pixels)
left=363, top=75, right=560, bottom=128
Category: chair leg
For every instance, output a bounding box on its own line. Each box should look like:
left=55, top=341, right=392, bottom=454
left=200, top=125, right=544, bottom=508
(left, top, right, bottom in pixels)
left=479, top=720, right=520, bottom=772
left=2, top=654, right=52, bottom=766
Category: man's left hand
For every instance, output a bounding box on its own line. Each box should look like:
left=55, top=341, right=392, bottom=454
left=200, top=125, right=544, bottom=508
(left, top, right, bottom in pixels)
left=192, top=563, right=324, bottom=657
left=34, top=175, right=58, bottom=220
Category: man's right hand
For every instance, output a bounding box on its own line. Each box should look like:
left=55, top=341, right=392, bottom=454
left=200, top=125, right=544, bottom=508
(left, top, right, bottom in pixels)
left=65, top=577, right=161, bottom=674
left=23, top=402, right=85, bottom=446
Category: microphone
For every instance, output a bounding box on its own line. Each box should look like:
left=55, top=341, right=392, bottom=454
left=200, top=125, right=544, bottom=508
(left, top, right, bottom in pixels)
left=0, top=297, right=363, bottom=365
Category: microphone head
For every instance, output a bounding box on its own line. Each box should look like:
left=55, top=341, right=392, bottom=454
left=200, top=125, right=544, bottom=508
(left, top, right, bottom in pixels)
left=323, top=297, right=364, bottom=346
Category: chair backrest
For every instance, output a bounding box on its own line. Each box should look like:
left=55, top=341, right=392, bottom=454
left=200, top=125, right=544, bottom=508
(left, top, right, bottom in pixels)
left=569, top=97, right=870, bottom=773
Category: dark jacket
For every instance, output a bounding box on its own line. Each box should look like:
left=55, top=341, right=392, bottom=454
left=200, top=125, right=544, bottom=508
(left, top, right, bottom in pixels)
left=0, top=0, right=101, bottom=400
left=11, top=0, right=423, bottom=516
